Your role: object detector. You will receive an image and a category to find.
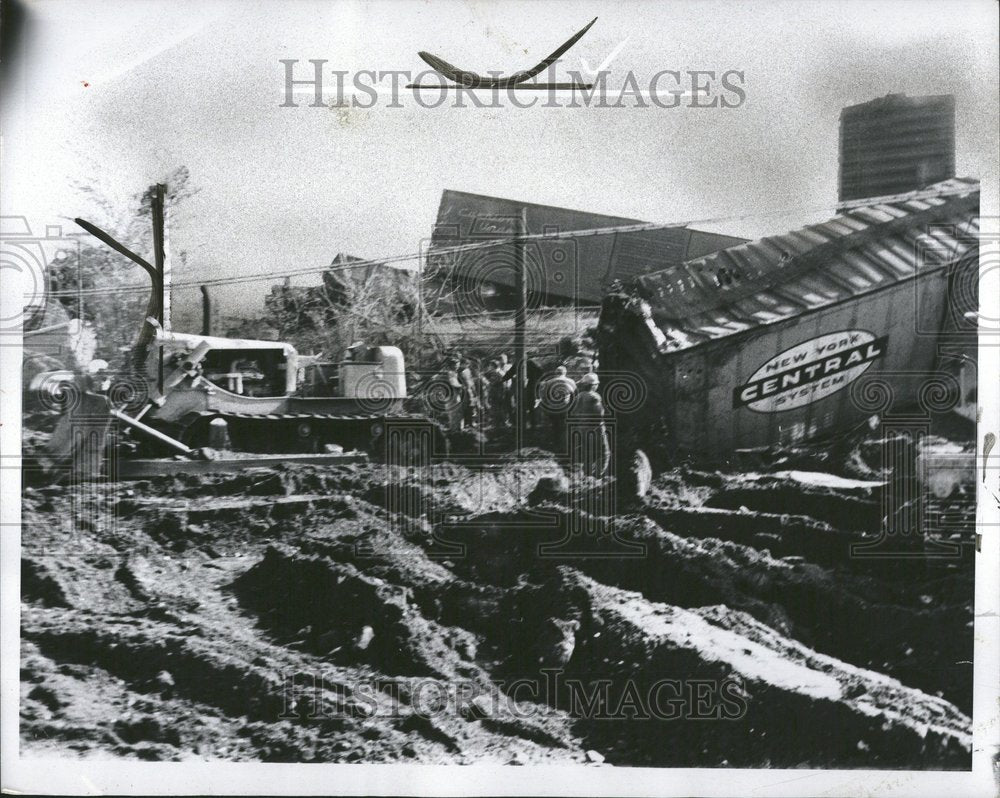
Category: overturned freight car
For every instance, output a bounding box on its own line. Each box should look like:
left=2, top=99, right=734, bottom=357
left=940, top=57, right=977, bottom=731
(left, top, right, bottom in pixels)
left=597, top=178, right=980, bottom=461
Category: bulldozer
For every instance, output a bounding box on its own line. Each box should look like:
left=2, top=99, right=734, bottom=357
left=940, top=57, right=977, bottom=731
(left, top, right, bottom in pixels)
left=38, top=184, right=443, bottom=474
left=115, top=321, right=413, bottom=455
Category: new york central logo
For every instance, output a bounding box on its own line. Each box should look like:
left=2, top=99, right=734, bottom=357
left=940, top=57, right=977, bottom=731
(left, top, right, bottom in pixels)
left=408, top=17, right=598, bottom=90
left=733, top=330, right=889, bottom=413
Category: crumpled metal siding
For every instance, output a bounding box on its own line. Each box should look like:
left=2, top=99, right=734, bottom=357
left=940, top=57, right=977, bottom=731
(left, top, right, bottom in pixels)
left=636, top=177, right=980, bottom=346
left=429, top=190, right=747, bottom=304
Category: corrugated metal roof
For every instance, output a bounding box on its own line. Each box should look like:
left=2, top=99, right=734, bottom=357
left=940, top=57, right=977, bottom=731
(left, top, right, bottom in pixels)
left=636, top=177, right=980, bottom=350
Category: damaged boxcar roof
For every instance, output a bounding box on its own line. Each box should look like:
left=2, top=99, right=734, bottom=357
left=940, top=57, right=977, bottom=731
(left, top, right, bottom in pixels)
left=634, top=177, right=980, bottom=350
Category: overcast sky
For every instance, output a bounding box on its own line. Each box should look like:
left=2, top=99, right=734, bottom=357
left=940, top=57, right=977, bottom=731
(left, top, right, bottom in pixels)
left=2, top=0, right=997, bottom=324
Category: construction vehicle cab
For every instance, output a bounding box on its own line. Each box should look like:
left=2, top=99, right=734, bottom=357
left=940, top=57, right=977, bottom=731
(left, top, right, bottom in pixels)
left=153, top=329, right=407, bottom=402
left=132, top=326, right=411, bottom=453
left=157, top=330, right=298, bottom=397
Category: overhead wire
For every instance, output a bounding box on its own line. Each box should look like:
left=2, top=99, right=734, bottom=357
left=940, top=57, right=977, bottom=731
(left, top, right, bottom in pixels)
left=46, top=180, right=979, bottom=298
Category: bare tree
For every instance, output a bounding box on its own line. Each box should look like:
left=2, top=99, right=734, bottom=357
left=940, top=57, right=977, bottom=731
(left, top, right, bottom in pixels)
left=51, top=168, right=201, bottom=363
left=264, top=257, right=457, bottom=372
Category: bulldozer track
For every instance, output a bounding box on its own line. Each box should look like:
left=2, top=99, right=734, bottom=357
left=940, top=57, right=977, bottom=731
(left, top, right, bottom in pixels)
left=116, top=451, right=370, bottom=479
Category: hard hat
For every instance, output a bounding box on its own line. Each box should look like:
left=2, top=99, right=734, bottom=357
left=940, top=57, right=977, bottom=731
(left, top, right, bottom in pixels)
left=578, top=372, right=599, bottom=387
left=555, top=365, right=568, bottom=376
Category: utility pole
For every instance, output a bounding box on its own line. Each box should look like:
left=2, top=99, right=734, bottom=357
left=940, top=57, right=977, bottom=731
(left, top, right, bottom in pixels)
left=200, top=285, right=213, bottom=336
left=73, top=182, right=170, bottom=378
left=150, top=183, right=168, bottom=392
left=151, top=184, right=168, bottom=330
left=513, top=207, right=528, bottom=449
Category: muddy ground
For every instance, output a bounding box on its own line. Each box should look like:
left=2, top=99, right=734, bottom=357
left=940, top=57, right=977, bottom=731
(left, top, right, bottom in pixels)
left=19, top=431, right=975, bottom=767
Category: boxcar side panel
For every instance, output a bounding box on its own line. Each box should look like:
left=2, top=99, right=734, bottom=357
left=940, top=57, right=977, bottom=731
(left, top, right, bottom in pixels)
left=671, top=349, right=709, bottom=452
left=670, top=270, right=952, bottom=456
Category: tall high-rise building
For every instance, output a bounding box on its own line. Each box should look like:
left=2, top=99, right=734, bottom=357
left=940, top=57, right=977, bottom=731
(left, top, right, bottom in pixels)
left=838, top=94, right=955, bottom=202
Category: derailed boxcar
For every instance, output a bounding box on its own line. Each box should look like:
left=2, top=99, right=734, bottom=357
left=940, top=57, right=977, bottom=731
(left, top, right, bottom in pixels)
left=597, top=178, right=979, bottom=461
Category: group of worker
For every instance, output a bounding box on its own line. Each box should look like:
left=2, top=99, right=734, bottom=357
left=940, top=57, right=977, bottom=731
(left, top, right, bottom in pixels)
left=433, top=353, right=609, bottom=477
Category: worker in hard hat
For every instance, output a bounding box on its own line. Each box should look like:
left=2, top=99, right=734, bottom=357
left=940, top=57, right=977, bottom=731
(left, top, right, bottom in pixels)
left=541, top=365, right=576, bottom=454
left=497, top=353, right=513, bottom=426
left=458, top=357, right=479, bottom=430
left=569, top=371, right=609, bottom=477
left=445, top=355, right=464, bottom=432
left=502, top=357, right=544, bottom=431
left=425, top=355, right=464, bottom=434
left=484, top=359, right=506, bottom=429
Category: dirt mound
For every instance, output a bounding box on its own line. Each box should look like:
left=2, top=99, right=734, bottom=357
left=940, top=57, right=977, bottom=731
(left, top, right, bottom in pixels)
left=704, top=480, right=882, bottom=531
left=233, top=545, right=482, bottom=682
left=362, top=459, right=566, bottom=521
left=428, top=504, right=972, bottom=713
left=19, top=432, right=975, bottom=766
left=504, top=567, right=970, bottom=768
